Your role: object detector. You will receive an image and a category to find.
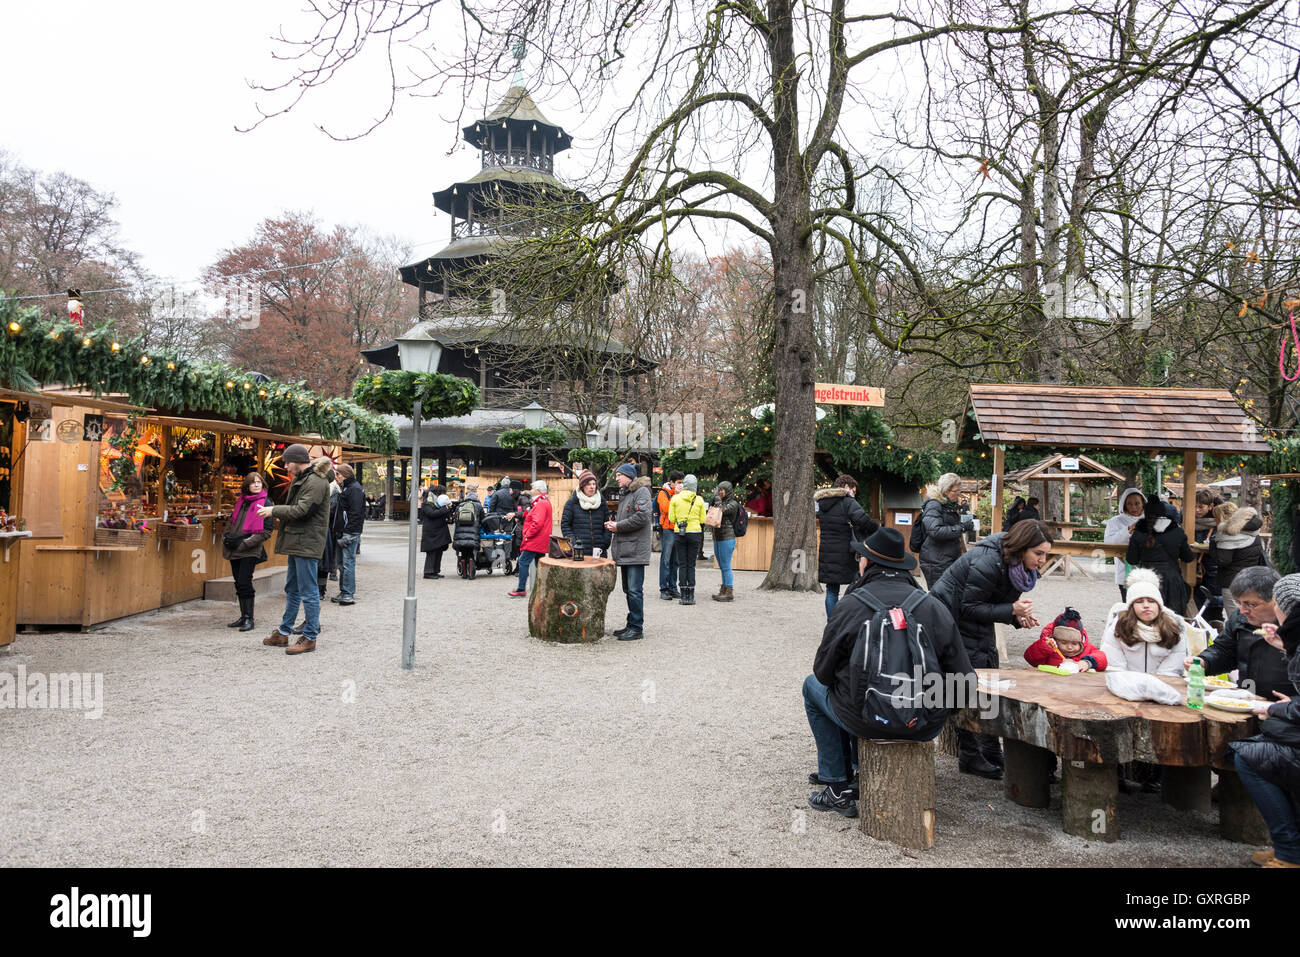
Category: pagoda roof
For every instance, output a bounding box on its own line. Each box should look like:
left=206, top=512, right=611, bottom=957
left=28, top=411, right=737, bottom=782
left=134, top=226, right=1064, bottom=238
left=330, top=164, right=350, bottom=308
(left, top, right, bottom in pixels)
left=432, top=167, right=585, bottom=217
left=463, top=86, right=573, bottom=152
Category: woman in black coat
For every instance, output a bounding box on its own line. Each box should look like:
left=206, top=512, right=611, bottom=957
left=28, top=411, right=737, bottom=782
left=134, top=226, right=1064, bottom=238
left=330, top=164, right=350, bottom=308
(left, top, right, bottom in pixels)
left=1126, top=496, right=1195, bottom=613
left=420, top=484, right=453, bottom=578
left=918, top=472, right=973, bottom=587
left=930, top=519, right=1054, bottom=778
left=560, top=469, right=611, bottom=557
left=814, top=474, right=880, bottom=618
left=1231, top=573, right=1300, bottom=868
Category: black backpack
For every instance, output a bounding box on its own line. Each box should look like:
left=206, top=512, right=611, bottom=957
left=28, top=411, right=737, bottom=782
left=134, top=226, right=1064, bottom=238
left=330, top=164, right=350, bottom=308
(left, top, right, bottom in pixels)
left=732, top=506, right=749, bottom=537
left=845, top=588, right=947, bottom=739
left=908, top=510, right=925, bottom=553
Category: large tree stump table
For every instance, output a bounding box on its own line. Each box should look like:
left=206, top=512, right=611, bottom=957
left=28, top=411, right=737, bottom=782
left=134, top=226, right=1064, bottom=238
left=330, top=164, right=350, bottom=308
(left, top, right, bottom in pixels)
left=528, top=556, right=618, bottom=643
left=954, top=669, right=1263, bottom=843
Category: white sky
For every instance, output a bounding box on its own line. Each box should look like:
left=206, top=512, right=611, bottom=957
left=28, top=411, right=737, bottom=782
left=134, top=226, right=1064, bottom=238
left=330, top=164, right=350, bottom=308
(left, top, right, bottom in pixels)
left=0, top=0, right=547, bottom=285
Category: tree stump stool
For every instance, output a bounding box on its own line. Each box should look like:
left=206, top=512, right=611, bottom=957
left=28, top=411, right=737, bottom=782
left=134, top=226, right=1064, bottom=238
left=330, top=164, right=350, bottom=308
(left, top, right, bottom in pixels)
left=858, top=738, right=936, bottom=850
left=528, top=556, right=617, bottom=643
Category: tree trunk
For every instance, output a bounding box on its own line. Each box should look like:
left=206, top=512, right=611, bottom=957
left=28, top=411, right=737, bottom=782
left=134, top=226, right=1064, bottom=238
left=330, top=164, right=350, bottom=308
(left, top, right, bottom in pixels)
left=761, top=0, right=818, bottom=591
left=857, top=738, right=936, bottom=850
left=527, top=557, right=618, bottom=643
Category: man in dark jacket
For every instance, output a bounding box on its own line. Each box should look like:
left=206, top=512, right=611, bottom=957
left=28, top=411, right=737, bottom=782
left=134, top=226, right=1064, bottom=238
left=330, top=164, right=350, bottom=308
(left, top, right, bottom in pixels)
left=804, top=527, right=973, bottom=818
left=484, top=476, right=517, bottom=530
left=257, top=445, right=331, bottom=655
left=1192, top=567, right=1295, bottom=701
left=331, top=464, right=365, bottom=603
left=605, top=463, right=653, bottom=640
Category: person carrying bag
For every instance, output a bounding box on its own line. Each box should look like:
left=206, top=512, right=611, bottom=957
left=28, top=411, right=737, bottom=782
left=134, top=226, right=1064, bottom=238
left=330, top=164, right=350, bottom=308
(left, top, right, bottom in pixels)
left=222, top=472, right=273, bottom=632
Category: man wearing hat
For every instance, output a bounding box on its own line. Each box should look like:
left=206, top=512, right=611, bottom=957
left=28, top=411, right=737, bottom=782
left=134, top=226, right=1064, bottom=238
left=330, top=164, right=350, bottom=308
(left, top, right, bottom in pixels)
left=257, top=444, right=332, bottom=655
left=803, top=526, right=973, bottom=818
left=604, top=463, right=654, bottom=640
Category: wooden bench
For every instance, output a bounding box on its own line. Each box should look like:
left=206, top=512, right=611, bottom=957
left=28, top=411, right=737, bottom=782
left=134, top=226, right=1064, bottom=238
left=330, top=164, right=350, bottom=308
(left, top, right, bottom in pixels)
left=857, top=738, right=936, bottom=850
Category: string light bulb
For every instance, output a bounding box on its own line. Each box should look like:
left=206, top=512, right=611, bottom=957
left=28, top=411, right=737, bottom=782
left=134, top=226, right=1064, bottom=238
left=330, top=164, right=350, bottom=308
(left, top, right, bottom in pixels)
left=7, top=320, right=20, bottom=333
left=258, top=389, right=267, bottom=398
left=140, top=356, right=151, bottom=365
left=111, top=342, right=121, bottom=351
left=82, top=337, right=92, bottom=347
left=225, top=380, right=234, bottom=389
left=166, top=362, right=175, bottom=370
left=243, top=382, right=252, bottom=390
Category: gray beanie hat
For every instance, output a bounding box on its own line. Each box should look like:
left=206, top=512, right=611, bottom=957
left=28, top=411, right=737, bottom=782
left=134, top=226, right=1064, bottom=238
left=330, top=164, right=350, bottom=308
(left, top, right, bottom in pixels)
left=682, top=474, right=698, bottom=493
left=1273, top=573, right=1300, bottom=617
left=282, top=443, right=312, bottom=464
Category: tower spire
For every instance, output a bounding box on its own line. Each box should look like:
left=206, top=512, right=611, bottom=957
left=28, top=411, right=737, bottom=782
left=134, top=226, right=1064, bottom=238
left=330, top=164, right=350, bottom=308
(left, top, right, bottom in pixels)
left=512, top=37, right=525, bottom=87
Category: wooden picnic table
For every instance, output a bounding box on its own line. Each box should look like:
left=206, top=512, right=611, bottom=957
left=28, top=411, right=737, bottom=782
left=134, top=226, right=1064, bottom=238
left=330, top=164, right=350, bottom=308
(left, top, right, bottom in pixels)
left=954, top=668, right=1266, bottom=843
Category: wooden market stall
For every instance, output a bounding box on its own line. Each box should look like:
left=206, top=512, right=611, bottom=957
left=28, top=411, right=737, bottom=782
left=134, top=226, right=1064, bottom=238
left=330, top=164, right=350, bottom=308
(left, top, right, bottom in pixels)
left=963, top=385, right=1273, bottom=612
left=10, top=399, right=343, bottom=629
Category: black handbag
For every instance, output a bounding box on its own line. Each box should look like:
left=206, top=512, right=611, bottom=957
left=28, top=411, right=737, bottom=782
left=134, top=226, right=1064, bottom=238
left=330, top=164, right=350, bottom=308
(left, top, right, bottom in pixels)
left=223, top=528, right=250, bottom=549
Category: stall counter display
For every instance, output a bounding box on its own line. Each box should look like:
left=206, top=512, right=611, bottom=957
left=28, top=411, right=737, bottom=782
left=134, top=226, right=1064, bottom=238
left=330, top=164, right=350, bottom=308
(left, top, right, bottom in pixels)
left=14, top=402, right=289, bottom=629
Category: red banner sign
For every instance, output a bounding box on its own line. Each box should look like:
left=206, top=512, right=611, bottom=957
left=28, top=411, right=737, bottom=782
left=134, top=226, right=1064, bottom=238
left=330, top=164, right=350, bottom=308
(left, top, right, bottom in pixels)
left=814, top=383, right=885, bottom=407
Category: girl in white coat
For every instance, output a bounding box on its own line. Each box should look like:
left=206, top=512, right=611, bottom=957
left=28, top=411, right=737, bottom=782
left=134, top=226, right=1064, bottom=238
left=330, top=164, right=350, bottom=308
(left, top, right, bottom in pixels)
left=1103, top=487, right=1146, bottom=601
left=1101, top=567, right=1189, bottom=676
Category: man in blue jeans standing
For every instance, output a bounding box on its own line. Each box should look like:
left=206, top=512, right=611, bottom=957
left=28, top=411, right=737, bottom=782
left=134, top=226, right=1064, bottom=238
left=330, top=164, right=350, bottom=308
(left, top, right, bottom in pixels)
left=606, top=463, right=653, bottom=641
left=803, top=527, right=972, bottom=817
left=331, top=463, right=365, bottom=605
left=257, top=444, right=331, bottom=655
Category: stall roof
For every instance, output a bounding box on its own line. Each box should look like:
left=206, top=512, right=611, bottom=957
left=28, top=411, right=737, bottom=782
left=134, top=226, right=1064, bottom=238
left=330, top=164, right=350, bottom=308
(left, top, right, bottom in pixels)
left=1005, top=453, right=1126, bottom=483
left=147, top=415, right=272, bottom=433
left=963, top=384, right=1272, bottom=454
left=0, top=388, right=154, bottom=413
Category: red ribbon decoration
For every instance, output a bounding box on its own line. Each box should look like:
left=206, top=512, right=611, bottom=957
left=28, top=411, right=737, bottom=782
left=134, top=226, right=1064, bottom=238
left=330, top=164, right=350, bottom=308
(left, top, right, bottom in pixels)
left=1281, top=312, right=1300, bottom=382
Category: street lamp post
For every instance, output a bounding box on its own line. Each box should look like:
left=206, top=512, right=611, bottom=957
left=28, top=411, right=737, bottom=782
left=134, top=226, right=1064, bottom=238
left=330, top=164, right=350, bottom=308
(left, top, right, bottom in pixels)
left=522, top=401, right=545, bottom=482
left=402, top=399, right=422, bottom=670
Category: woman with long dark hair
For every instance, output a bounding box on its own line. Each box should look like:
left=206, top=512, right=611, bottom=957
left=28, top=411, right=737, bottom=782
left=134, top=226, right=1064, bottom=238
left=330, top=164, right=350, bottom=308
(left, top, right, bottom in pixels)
left=815, top=474, right=879, bottom=617
left=222, top=472, right=273, bottom=632
left=930, top=519, right=1054, bottom=778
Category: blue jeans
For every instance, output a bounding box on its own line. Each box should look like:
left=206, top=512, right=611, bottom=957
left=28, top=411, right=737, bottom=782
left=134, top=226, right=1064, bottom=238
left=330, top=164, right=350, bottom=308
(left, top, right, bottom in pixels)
left=338, top=533, right=359, bottom=599
left=621, top=564, right=645, bottom=630
left=803, top=674, right=856, bottom=783
left=278, top=556, right=321, bottom=640
left=825, top=583, right=841, bottom=618
left=714, top=537, right=736, bottom=587
left=517, top=549, right=543, bottom=592
left=658, top=528, right=678, bottom=593
left=1235, top=751, right=1300, bottom=864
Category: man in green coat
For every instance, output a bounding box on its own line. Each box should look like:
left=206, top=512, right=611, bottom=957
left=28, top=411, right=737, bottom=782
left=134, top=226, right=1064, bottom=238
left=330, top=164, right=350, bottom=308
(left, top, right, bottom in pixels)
left=257, top=444, right=331, bottom=655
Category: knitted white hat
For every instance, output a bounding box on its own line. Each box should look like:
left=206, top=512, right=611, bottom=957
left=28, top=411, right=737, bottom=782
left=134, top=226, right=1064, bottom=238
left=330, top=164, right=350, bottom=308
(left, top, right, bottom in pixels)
left=1125, top=567, right=1164, bottom=610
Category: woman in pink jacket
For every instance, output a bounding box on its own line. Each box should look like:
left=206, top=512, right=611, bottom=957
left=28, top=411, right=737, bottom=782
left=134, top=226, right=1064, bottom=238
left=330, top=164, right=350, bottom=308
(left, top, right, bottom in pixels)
left=510, top=480, right=553, bottom=597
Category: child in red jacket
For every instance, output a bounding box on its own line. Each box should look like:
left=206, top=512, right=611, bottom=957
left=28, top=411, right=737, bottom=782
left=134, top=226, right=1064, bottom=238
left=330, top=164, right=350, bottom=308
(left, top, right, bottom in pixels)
left=1025, top=607, right=1108, bottom=673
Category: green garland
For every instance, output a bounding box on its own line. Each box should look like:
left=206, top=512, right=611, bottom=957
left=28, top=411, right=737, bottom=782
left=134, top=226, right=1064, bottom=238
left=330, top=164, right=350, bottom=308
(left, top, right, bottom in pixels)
left=1272, top=480, right=1297, bottom=574
left=0, top=303, right=400, bottom=453
left=351, top=370, right=480, bottom=418
left=497, top=427, right=568, bottom=450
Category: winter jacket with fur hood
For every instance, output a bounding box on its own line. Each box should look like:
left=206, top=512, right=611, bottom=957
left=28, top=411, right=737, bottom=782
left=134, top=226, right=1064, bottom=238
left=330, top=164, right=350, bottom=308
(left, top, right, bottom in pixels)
left=270, top=456, right=333, bottom=559
left=814, top=487, right=879, bottom=586
left=1103, top=487, right=1147, bottom=586
left=1208, top=507, right=1266, bottom=592
left=929, top=533, right=1023, bottom=669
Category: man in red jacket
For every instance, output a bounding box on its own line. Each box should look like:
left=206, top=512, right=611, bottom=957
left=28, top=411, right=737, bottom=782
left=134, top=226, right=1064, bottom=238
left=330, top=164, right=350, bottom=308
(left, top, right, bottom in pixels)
left=509, top=480, right=552, bottom=597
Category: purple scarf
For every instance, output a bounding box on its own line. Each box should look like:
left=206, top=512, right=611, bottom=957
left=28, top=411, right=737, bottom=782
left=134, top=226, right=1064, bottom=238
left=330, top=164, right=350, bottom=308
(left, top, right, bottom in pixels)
left=1008, top=561, right=1038, bottom=592
left=234, top=490, right=268, bottom=534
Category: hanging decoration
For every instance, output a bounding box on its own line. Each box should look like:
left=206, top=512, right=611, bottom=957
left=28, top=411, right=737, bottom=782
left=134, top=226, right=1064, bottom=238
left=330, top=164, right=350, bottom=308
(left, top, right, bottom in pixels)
left=66, top=289, right=84, bottom=327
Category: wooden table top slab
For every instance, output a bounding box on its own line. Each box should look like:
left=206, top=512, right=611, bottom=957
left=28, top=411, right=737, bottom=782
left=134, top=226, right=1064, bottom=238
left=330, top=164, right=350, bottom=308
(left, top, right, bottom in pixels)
left=957, top=668, right=1259, bottom=768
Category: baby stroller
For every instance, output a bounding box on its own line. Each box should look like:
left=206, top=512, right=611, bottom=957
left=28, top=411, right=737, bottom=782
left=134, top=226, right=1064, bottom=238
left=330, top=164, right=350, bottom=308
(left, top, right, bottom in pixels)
left=457, top=515, right=520, bottom=578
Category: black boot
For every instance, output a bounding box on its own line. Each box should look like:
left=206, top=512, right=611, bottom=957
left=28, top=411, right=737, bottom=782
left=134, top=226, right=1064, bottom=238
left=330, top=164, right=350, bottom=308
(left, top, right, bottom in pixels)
left=978, top=733, right=1004, bottom=770
left=238, top=595, right=255, bottom=632
left=680, top=586, right=695, bottom=605
left=227, top=595, right=248, bottom=628
left=957, top=729, right=1002, bottom=779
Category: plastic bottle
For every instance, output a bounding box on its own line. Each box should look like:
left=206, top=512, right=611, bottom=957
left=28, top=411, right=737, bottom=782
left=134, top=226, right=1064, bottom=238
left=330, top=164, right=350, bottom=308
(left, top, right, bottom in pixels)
left=1187, top=658, right=1205, bottom=710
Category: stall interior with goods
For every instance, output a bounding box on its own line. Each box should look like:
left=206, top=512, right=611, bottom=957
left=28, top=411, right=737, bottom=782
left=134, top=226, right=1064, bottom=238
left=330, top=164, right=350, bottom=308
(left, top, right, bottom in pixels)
left=12, top=402, right=341, bottom=629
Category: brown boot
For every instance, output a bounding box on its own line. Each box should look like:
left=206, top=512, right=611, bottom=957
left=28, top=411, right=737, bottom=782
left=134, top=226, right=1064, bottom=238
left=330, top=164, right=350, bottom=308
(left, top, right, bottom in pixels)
left=285, top=638, right=317, bottom=655
left=1262, top=857, right=1299, bottom=868
left=712, top=585, right=734, bottom=602
left=263, top=630, right=289, bottom=647
left=1252, top=848, right=1275, bottom=866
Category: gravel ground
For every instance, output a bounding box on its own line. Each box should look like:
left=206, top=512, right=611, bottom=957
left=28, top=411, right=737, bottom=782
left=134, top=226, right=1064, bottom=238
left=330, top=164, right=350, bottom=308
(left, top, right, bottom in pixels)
left=0, top=527, right=1258, bottom=867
